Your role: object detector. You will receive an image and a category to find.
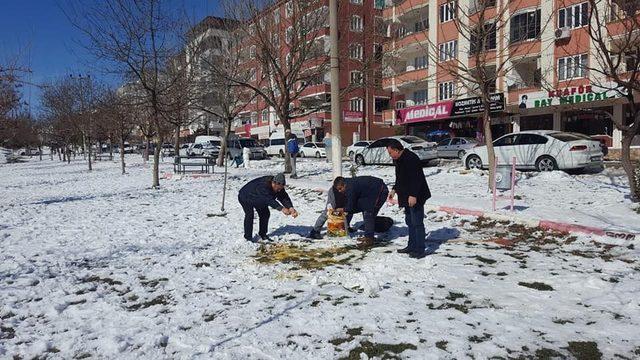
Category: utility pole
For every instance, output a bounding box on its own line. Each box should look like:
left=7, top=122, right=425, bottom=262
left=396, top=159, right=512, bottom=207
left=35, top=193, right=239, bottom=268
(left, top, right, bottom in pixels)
left=329, top=0, right=342, bottom=178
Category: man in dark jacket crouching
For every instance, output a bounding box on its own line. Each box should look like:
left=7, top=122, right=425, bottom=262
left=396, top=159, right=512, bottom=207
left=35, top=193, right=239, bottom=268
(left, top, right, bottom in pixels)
left=386, top=139, right=431, bottom=258
left=238, top=173, right=298, bottom=242
left=334, top=176, right=389, bottom=248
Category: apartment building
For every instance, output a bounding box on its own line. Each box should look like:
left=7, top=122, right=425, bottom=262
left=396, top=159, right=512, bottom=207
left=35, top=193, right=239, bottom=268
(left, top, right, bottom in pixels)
left=231, top=0, right=394, bottom=146
left=382, top=0, right=638, bottom=149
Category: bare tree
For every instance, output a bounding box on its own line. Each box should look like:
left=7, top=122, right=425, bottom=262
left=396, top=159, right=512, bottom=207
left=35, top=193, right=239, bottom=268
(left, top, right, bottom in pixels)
left=101, top=89, right=137, bottom=174
left=221, top=0, right=332, bottom=173
left=586, top=0, right=640, bottom=201
left=41, top=78, right=80, bottom=164
left=187, top=16, right=257, bottom=212
left=67, top=0, right=192, bottom=188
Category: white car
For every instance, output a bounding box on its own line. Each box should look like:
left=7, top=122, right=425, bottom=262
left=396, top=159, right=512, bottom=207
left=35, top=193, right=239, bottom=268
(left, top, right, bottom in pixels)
left=354, top=136, right=438, bottom=166
left=346, top=141, right=372, bottom=160
left=299, top=142, right=326, bottom=158
left=179, top=143, right=192, bottom=156
left=463, top=130, right=604, bottom=172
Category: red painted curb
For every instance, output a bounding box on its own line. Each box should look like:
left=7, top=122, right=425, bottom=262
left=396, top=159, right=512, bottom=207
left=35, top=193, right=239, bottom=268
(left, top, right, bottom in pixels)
left=433, top=205, right=636, bottom=240
left=438, top=206, right=485, bottom=218
left=538, top=220, right=606, bottom=236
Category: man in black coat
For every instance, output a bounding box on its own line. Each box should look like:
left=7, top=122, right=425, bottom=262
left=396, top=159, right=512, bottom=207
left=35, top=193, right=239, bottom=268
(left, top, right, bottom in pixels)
left=238, top=173, right=298, bottom=242
left=334, top=176, right=389, bottom=248
left=387, top=140, right=431, bottom=258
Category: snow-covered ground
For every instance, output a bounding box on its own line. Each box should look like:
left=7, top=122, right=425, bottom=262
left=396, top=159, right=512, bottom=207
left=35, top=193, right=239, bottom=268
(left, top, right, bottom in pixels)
left=1, top=155, right=638, bottom=359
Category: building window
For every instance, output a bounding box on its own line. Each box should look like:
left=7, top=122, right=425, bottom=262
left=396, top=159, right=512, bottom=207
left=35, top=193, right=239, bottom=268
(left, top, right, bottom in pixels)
left=249, top=45, right=256, bottom=59
left=374, top=43, right=383, bottom=61
left=375, top=16, right=386, bottom=35
left=414, top=55, right=428, bottom=69
left=274, top=9, right=280, bottom=24
left=470, top=23, right=497, bottom=54
left=351, top=16, right=363, bottom=32
left=374, top=0, right=385, bottom=10
left=272, top=33, right=279, bottom=46
left=558, top=2, right=589, bottom=29
left=439, top=2, right=456, bottom=23
left=250, top=112, right=258, bottom=125
left=414, top=18, right=429, bottom=32
left=286, top=27, right=294, bottom=44
left=625, top=51, right=639, bottom=72
left=350, top=43, right=363, bottom=60
left=285, top=1, right=293, bottom=18
left=558, top=54, right=588, bottom=81
left=350, top=0, right=362, bottom=4
left=510, top=9, right=541, bottom=43
left=438, top=81, right=455, bottom=100
left=439, top=40, right=458, bottom=61
left=412, top=89, right=428, bottom=105
left=262, top=110, right=269, bottom=123
left=350, top=71, right=363, bottom=84
left=350, top=98, right=363, bottom=112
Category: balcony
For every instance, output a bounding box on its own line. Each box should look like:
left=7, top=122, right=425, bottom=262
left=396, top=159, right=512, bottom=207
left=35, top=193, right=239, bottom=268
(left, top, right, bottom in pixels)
left=382, top=67, right=428, bottom=92
left=383, top=0, right=429, bottom=21
left=395, top=31, right=428, bottom=52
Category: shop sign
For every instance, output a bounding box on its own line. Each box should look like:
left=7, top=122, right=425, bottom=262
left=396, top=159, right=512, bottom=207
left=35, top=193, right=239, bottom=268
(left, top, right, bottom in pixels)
left=396, top=101, right=453, bottom=125
left=343, top=111, right=363, bottom=123
left=518, top=84, right=625, bottom=109
left=450, top=93, right=505, bottom=116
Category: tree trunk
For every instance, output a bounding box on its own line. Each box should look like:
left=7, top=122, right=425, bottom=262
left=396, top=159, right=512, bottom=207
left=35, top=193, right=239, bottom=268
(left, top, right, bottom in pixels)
left=621, top=133, right=639, bottom=202
left=221, top=124, right=231, bottom=212
left=174, top=125, right=180, bottom=160
left=66, top=146, right=71, bottom=164
left=283, top=121, right=292, bottom=174
left=152, top=137, right=161, bottom=188
left=482, top=109, right=496, bottom=189
left=120, top=136, right=126, bottom=175
left=109, top=135, right=114, bottom=158
left=88, top=136, right=93, bottom=171
left=39, top=146, right=43, bottom=161
left=143, top=137, right=150, bottom=163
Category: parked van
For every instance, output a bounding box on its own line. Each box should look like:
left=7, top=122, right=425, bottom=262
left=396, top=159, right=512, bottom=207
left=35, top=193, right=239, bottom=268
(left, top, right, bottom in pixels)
left=228, top=138, right=267, bottom=160
left=265, top=131, right=304, bottom=157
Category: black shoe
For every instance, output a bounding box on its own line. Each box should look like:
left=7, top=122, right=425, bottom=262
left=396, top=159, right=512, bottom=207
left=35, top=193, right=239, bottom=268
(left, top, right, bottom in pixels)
left=397, top=247, right=411, bottom=254
left=259, top=235, right=272, bottom=242
left=347, top=227, right=356, bottom=233
left=409, top=252, right=426, bottom=259
left=308, top=230, right=322, bottom=240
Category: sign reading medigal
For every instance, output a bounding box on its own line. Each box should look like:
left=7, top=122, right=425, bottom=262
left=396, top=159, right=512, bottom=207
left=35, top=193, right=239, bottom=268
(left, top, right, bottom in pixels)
left=518, top=84, right=625, bottom=109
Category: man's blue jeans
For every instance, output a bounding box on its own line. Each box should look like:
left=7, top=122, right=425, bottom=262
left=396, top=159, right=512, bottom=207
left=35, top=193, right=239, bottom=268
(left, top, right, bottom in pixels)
left=405, top=204, right=425, bottom=253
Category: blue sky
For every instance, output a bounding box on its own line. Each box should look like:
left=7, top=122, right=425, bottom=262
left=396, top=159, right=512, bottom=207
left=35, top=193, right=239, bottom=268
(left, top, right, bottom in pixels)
left=0, top=0, right=220, bottom=115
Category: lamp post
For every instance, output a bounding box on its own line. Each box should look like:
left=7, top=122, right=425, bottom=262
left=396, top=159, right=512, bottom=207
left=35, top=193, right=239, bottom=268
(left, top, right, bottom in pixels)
left=329, top=0, right=342, bottom=178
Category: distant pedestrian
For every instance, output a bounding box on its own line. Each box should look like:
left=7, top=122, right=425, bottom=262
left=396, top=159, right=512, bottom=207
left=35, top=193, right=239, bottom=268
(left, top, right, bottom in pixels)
left=238, top=174, right=298, bottom=242
left=286, top=131, right=300, bottom=178
left=387, top=139, right=431, bottom=258
left=324, top=132, right=332, bottom=163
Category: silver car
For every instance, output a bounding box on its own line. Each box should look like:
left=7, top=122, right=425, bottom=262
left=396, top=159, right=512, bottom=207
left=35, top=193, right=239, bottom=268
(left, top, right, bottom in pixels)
left=354, top=136, right=438, bottom=166
left=227, top=138, right=267, bottom=160
left=437, top=137, right=478, bottom=159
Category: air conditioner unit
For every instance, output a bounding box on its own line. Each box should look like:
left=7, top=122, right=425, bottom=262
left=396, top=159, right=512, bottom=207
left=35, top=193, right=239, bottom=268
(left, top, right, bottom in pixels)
left=555, top=27, right=571, bottom=40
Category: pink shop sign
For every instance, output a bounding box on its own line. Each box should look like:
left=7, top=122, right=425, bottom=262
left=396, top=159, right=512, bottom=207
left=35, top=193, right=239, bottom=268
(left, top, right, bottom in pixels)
left=396, top=101, right=453, bottom=125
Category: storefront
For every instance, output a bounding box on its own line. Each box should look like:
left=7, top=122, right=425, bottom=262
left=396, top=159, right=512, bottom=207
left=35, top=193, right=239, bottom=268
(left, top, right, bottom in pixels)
left=396, top=93, right=508, bottom=141
left=514, top=84, right=622, bottom=142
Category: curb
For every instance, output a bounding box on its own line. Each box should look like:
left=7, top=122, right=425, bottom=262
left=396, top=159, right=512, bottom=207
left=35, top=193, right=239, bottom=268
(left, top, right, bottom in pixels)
left=425, top=204, right=637, bottom=241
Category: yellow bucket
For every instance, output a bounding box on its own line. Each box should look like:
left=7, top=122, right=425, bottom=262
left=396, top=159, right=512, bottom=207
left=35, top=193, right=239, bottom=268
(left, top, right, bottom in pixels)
left=327, top=209, right=347, bottom=237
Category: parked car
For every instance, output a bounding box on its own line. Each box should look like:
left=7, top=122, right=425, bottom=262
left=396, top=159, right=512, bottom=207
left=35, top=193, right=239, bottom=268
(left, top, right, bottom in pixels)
left=161, top=143, right=175, bottom=157
left=179, top=143, right=192, bottom=156
left=437, top=137, right=478, bottom=159
left=354, top=136, right=438, bottom=166
left=188, top=143, right=219, bottom=157
left=463, top=130, right=604, bottom=172
left=299, top=142, right=326, bottom=158
left=568, top=132, right=609, bottom=157
left=17, top=148, right=40, bottom=156
left=346, top=141, right=372, bottom=160
left=228, top=138, right=267, bottom=160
